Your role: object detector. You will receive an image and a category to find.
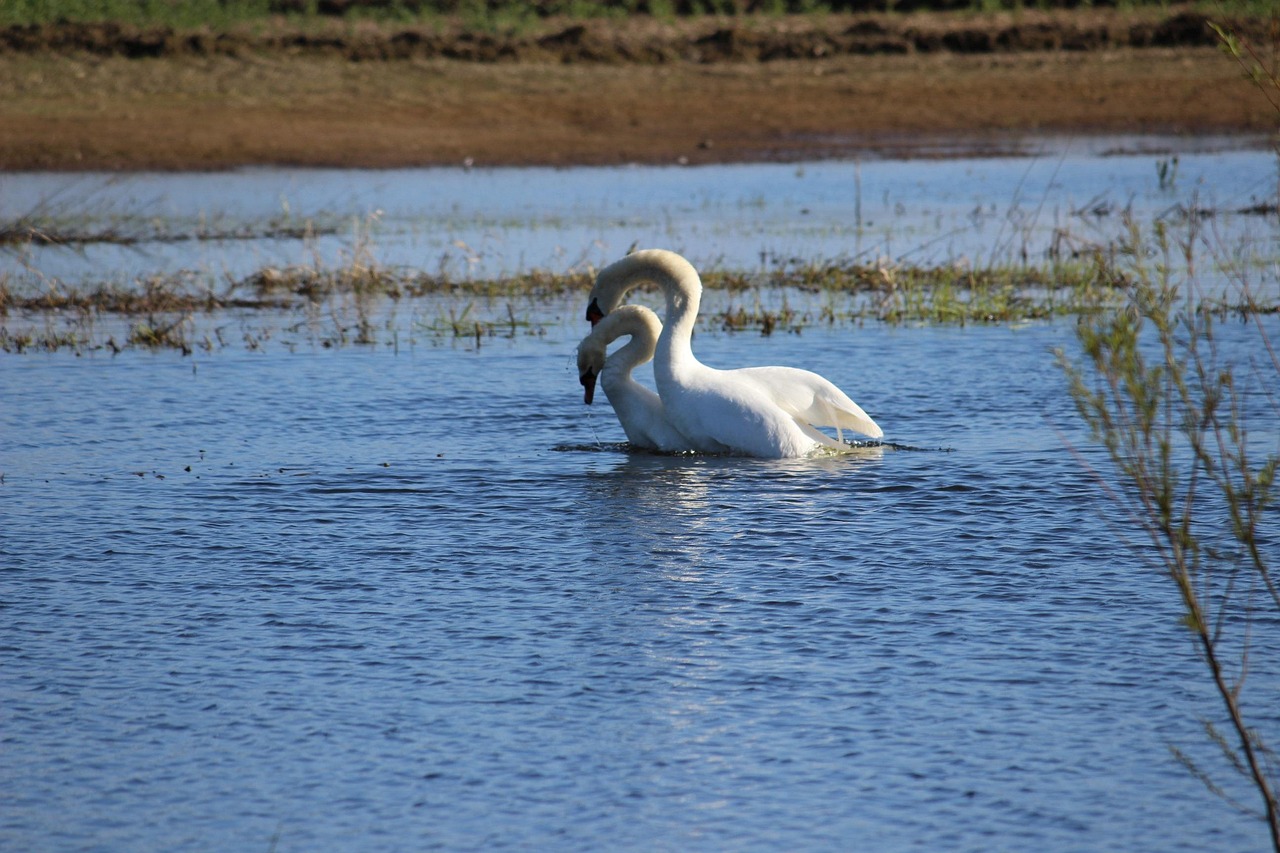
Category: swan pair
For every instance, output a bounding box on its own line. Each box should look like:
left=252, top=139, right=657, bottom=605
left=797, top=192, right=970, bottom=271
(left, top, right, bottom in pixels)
left=576, top=249, right=882, bottom=459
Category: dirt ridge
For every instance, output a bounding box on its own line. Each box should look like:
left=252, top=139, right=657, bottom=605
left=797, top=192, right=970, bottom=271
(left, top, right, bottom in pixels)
left=0, top=9, right=1256, bottom=62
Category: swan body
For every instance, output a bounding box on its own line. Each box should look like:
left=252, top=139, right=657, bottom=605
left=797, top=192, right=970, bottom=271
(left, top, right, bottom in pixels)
left=577, top=304, right=697, bottom=453
left=585, top=249, right=883, bottom=459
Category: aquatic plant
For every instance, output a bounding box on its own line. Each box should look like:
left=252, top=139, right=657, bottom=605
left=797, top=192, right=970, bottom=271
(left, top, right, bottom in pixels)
left=128, top=315, right=193, bottom=354
left=1156, top=155, right=1180, bottom=192
left=2, top=176, right=1273, bottom=357
left=1058, top=215, right=1280, bottom=850
left=1, top=242, right=1266, bottom=354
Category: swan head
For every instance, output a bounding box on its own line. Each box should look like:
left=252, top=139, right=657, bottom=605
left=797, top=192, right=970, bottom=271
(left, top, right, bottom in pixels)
left=580, top=366, right=598, bottom=404
left=576, top=337, right=607, bottom=405
left=575, top=305, right=661, bottom=405
left=586, top=248, right=695, bottom=325
left=585, top=261, right=629, bottom=326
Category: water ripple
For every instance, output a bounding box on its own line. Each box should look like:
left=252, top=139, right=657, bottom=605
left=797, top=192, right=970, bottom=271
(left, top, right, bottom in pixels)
left=1, top=321, right=1274, bottom=852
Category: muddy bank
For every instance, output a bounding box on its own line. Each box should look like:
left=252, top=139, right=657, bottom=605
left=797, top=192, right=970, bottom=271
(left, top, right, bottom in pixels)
left=0, top=9, right=1256, bottom=62
left=0, top=8, right=1275, bottom=171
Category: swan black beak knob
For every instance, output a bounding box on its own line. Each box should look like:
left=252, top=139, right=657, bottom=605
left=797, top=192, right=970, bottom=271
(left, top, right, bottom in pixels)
left=586, top=298, right=604, bottom=327
left=580, top=367, right=597, bottom=405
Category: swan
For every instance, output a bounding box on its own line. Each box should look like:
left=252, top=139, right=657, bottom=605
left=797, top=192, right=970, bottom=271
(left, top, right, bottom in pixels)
left=585, top=249, right=883, bottom=459
left=577, top=305, right=699, bottom=453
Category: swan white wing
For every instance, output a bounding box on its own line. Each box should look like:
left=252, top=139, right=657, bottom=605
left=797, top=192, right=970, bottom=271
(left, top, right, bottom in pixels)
left=734, top=366, right=883, bottom=439
left=659, top=368, right=827, bottom=458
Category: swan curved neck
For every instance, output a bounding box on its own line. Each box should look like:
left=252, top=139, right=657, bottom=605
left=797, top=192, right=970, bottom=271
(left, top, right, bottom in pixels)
left=647, top=266, right=701, bottom=384
left=591, top=250, right=704, bottom=381
left=658, top=278, right=698, bottom=360
left=595, top=250, right=701, bottom=319
left=604, top=335, right=647, bottom=379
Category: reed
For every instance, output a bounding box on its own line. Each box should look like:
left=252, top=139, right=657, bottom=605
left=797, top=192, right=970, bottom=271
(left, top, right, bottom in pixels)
left=1058, top=213, right=1280, bottom=850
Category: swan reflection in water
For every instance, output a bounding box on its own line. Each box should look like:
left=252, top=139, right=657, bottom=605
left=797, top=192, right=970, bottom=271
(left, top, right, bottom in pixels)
left=580, top=248, right=883, bottom=459
left=580, top=448, right=883, bottom=583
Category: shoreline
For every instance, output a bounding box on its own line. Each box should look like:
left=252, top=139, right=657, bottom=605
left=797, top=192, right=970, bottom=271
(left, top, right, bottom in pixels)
left=6, top=130, right=1272, bottom=177
left=1, top=9, right=1276, bottom=172
left=3, top=48, right=1274, bottom=173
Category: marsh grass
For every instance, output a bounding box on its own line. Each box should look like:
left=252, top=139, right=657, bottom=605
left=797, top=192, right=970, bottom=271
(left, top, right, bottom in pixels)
left=0, top=211, right=340, bottom=248
left=702, top=256, right=1120, bottom=330
left=128, top=314, right=194, bottom=354
left=0, top=176, right=350, bottom=254
left=0, top=247, right=1222, bottom=353
left=2, top=189, right=1274, bottom=353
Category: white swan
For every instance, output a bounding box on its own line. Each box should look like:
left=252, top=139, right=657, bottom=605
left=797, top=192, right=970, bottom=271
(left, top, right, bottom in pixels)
left=577, top=305, right=698, bottom=453
left=585, top=249, right=883, bottom=459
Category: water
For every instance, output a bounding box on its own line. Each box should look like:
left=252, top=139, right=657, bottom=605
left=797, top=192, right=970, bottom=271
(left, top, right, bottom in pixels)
left=2, top=135, right=1275, bottom=287
left=3, top=317, right=1278, bottom=851
left=4, top=139, right=1279, bottom=850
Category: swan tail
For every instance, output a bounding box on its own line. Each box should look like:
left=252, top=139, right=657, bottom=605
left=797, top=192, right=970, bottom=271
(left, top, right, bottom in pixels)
left=797, top=421, right=850, bottom=453
left=805, top=387, right=882, bottom=438
left=825, top=400, right=883, bottom=439
left=737, top=367, right=884, bottom=439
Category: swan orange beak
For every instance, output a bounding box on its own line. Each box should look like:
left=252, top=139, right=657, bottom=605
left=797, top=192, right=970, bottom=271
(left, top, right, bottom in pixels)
left=580, top=367, right=597, bottom=404
left=586, top=298, right=604, bottom=326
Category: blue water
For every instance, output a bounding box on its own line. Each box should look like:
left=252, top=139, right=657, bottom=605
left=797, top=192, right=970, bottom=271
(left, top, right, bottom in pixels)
left=3, top=316, right=1277, bottom=850
left=2, top=136, right=1275, bottom=287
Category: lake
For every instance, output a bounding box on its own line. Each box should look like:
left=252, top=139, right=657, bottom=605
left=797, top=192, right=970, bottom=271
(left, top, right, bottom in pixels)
left=2, top=133, right=1275, bottom=288
left=2, top=139, right=1278, bottom=851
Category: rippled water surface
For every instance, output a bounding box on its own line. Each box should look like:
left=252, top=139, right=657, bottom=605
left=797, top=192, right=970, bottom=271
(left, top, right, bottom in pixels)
left=4, top=142, right=1280, bottom=850
left=4, top=316, right=1278, bottom=851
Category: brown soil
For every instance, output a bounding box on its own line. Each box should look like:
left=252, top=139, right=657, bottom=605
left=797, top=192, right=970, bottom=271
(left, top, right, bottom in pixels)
left=0, top=10, right=1275, bottom=171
